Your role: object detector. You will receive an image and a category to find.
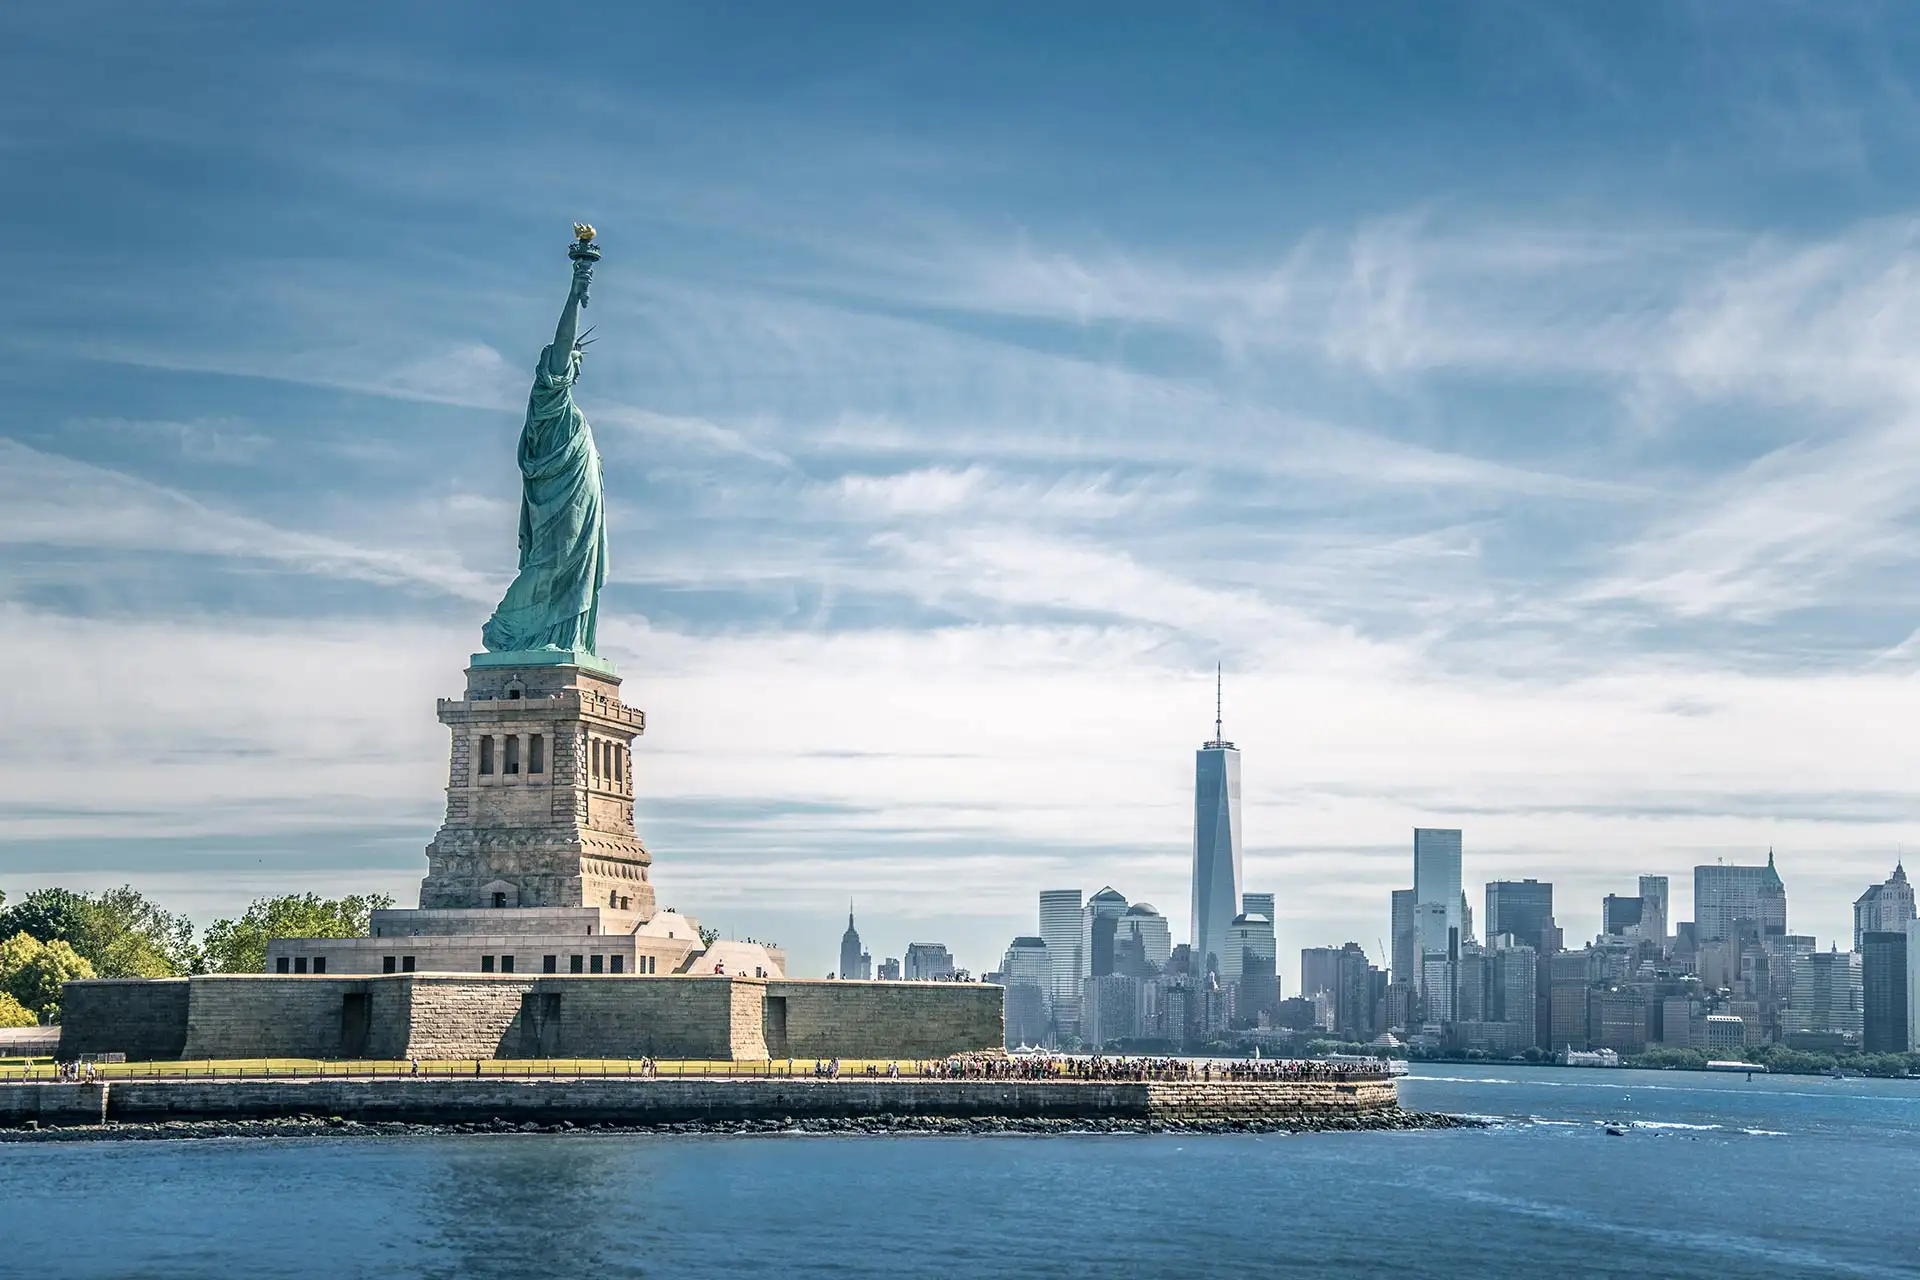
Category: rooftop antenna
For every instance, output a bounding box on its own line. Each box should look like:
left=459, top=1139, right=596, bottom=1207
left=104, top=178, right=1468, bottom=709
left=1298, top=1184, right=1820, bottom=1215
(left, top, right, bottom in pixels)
left=1215, top=662, right=1223, bottom=744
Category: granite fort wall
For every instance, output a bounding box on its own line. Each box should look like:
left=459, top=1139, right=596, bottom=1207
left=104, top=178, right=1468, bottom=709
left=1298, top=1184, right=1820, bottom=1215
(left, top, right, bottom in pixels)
left=58, top=980, right=191, bottom=1061
left=0, top=1076, right=1398, bottom=1126
left=768, top=981, right=1004, bottom=1059
left=55, top=974, right=1002, bottom=1063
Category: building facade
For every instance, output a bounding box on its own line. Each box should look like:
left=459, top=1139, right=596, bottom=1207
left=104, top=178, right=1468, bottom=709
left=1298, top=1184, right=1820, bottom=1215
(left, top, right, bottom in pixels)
left=1862, top=931, right=1910, bottom=1054
left=1694, top=855, right=1788, bottom=943
left=1039, top=889, right=1084, bottom=1039
left=1854, top=864, right=1916, bottom=951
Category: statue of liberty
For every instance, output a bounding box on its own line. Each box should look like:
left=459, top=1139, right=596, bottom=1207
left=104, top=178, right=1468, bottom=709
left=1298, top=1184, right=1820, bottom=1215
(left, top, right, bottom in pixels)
left=481, top=225, right=609, bottom=656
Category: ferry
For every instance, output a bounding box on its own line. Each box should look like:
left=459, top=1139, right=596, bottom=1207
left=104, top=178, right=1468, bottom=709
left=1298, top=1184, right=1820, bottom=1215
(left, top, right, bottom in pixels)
left=1322, top=1054, right=1409, bottom=1077
left=1705, top=1060, right=1767, bottom=1073
left=1562, top=1048, right=1622, bottom=1068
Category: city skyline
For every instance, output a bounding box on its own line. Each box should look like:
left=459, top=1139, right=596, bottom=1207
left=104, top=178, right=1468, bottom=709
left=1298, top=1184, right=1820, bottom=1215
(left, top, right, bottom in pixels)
left=14, top=7, right=1920, bottom=980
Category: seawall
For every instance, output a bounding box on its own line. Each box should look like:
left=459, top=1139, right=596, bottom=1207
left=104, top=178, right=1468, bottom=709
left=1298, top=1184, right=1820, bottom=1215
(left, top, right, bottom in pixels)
left=0, top=1076, right=1401, bottom=1129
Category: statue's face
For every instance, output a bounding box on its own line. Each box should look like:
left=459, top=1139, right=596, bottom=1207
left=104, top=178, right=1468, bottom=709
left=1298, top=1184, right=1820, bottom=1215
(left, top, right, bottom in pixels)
left=570, top=346, right=585, bottom=377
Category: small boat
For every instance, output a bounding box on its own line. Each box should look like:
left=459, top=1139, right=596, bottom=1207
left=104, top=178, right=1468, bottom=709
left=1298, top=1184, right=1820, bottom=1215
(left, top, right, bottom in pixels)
left=1604, top=1126, right=1627, bottom=1136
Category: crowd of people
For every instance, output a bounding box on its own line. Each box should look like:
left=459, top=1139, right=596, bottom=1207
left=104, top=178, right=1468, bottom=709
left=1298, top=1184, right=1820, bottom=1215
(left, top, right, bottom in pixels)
left=917, top=1054, right=1393, bottom=1082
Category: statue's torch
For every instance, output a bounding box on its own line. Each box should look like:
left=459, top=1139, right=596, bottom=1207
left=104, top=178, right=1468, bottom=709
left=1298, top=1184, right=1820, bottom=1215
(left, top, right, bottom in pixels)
left=569, top=222, right=601, bottom=306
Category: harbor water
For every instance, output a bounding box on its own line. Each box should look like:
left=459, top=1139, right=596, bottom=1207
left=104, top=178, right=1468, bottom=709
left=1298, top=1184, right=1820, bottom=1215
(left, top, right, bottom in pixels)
left=0, top=1063, right=1914, bottom=1278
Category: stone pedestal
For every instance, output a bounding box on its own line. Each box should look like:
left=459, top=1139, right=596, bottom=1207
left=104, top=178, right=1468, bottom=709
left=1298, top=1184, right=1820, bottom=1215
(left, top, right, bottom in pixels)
left=418, top=651, right=655, bottom=927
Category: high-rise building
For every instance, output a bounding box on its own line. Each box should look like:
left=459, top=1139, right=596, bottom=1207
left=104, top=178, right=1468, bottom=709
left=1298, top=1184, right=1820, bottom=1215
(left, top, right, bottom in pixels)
left=1639, top=875, right=1670, bottom=947
left=1909, top=920, right=1920, bottom=1054
left=837, top=908, right=869, bottom=980
left=877, top=957, right=901, bottom=981
left=1243, top=892, right=1275, bottom=926
left=1548, top=949, right=1593, bottom=1051
left=1000, top=936, right=1051, bottom=1048
left=904, top=942, right=955, bottom=982
left=1191, top=671, right=1243, bottom=983
left=1039, top=889, right=1084, bottom=1037
left=1485, top=879, right=1554, bottom=950
left=1787, top=948, right=1863, bottom=1039
left=1224, top=913, right=1279, bottom=1020
left=1855, top=864, right=1916, bottom=951
left=1602, top=895, right=1644, bottom=937
left=1486, top=940, right=1538, bottom=1047
left=1083, top=886, right=1129, bottom=978
left=1694, top=854, right=1787, bottom=943
left=1116, top=903, right=1172, bottom=976
left=1300, top=947, right=1343, bottom=1002
left=1862, top=931, right=1910, bottom=1054
left=1331, top=942, right=1375, bottom=1040
left=1390, top=888, right=1416, bottom=985
left=1412, top=829, right=1463, bottom=1012
left=1589, top=986, right=1648, bottom=1055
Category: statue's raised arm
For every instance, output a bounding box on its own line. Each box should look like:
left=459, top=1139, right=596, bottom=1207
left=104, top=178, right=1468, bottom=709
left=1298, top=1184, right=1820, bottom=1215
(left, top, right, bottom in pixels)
left=480, top=226, right=610, bottom=657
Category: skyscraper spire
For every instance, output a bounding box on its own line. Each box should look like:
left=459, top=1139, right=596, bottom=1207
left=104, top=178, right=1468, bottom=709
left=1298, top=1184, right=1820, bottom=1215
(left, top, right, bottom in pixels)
left=1215, top=661, right=1223, bottom=744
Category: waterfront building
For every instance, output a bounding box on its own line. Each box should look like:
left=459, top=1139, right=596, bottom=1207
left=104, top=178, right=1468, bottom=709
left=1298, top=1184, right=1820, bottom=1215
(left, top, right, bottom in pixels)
left=838, top=909, right=869, bottom=980
left=904, top=942, right=955, bottom=982
left=1705, top=1014, right=1747, bottom=1051
left=1116, top=903, right=1172, bottom=976
left=1862, top=931, right=1910, bottom=1054
left=1639, top=876, right=1670, bottom=948
left=1694, top=854, right=1788, bottom=943
left=1786, top=948, right=1863, bottom=1040
left=1588, top=985, right=1648, bottom=1055
left=1191, top=671, right=1243, bottom=984
left=1854, top=864, right=1916, bottom=951
left=1039, top=889, right=1084, bottom=1039
left=1487, top=939, right=1538, bottom=1047
left=1910, top=920, right=1920, bottom=1053
left=1000, top=936, right=1051, bottom=1047
left=1084, top=886, right=1129, bottom=977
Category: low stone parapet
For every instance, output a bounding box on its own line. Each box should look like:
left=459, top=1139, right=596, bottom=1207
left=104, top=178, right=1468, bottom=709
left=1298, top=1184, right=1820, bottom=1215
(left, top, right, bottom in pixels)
left=0, top=1075, right=1401, bottom=1129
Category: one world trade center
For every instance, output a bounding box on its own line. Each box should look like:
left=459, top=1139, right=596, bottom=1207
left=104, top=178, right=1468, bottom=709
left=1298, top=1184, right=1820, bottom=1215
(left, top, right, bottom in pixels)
left=1191, top=666, right=1243, bottom=982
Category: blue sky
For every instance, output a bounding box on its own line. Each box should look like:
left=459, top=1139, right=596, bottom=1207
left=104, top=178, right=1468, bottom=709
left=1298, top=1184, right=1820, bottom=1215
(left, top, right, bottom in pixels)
left=5, top=3, right=1920, bottom=977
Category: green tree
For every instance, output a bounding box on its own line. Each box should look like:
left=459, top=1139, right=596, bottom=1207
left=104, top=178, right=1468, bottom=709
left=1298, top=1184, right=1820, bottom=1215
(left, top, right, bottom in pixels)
left=0, top=932, right=96, bottom=1022
left=0, top=886, right=198, bottom=977
left=73, top=885, right=198, bottom=977
left=0, top=991, right=36, bottom=1028
left=201, top=893, right=394, bottom=973
left=0, top=888, right=91, bottom=947
left=698, top=925, right=720, bottom=948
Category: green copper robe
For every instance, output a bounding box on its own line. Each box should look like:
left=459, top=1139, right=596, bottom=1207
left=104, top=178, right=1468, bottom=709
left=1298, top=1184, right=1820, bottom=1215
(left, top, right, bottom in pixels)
left=481, top=345, right=606, bottom=654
